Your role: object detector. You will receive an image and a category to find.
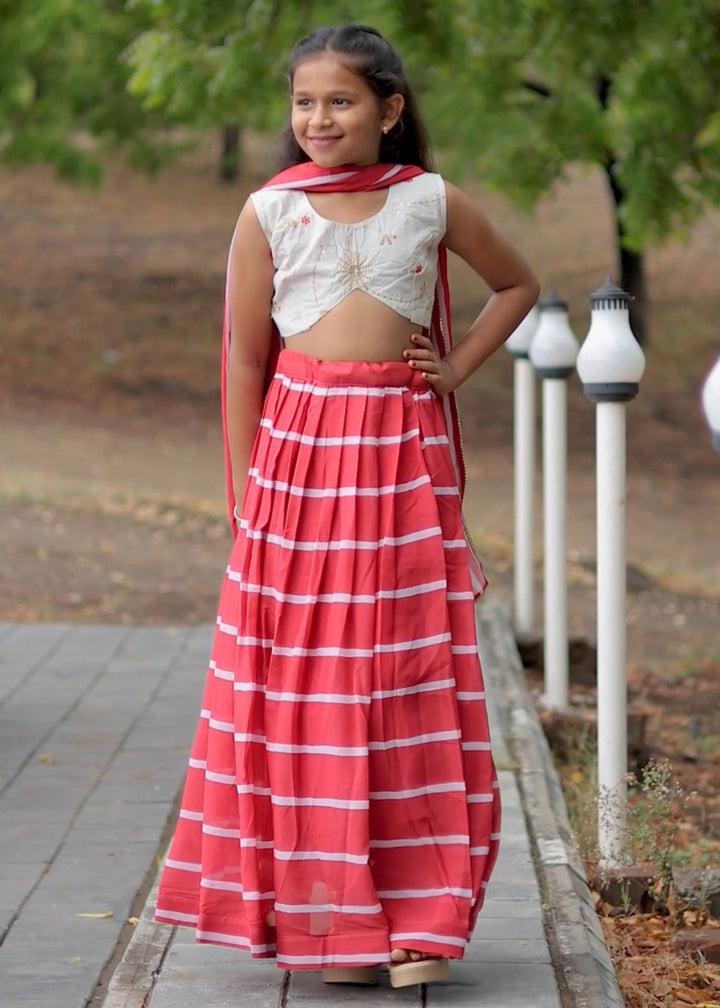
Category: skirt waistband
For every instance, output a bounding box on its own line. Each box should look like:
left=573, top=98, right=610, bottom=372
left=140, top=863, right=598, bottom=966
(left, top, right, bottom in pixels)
left=274, top=348, right=429, bottom=390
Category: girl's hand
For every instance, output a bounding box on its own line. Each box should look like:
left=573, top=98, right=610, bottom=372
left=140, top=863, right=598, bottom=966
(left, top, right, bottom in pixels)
left=404, top=333, right=459, bottom=396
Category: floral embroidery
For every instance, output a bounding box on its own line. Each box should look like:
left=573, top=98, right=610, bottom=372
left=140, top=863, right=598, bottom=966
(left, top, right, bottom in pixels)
left=301, top=214, right=311, bottom=225
left=414, top=264, right=423, bottom=273
left=279, top=215, right=298, bottom=229
left=380, top=232, right=396, bottom=245
left=336, top=248, right=371, bottom=288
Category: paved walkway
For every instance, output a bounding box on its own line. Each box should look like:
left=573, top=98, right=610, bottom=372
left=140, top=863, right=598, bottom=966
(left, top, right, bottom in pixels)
left=0, top=604, right=621, bottom=1008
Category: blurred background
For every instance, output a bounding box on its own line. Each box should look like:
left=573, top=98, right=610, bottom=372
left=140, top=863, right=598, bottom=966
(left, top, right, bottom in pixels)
left=1, top=0, right=720, bottom=911
left=3, top=9, right=720, bottom=1000
left=1, top=0, right=718, bottom=635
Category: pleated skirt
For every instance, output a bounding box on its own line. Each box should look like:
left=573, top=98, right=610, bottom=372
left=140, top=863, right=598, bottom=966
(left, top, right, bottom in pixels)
left=154, top=348, right=500, bottom=969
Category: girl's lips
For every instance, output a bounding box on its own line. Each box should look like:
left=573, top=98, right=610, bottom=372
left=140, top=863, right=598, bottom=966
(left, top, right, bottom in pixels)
left=308, top=136, right=342, bottom=147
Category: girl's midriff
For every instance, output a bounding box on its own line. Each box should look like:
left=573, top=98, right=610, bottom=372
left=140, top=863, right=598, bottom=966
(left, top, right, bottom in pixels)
left=284, top=290, right=420, bottom=362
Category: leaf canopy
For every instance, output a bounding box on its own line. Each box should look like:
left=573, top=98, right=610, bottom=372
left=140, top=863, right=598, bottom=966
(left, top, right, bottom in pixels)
left=3, top=0, right=719, bottom=249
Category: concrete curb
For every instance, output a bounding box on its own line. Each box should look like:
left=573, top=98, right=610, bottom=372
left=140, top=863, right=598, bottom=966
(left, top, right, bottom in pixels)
left=99, top=872, right=174, bottom=1008
left=476, top=599, right=624, bottom=1008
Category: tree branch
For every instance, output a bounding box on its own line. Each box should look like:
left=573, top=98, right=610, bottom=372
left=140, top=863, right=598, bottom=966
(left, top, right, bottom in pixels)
left=521, top=78, right=553, bottom=98
left=595, top=76, right=612, bottom=110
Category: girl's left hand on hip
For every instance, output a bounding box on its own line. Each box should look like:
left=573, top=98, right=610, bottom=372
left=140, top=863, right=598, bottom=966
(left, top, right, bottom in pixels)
left=404, top=333, right=458, bottom=396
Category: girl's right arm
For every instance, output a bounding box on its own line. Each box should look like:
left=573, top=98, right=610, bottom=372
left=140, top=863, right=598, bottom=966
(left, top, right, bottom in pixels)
left=225, top=199, right=275, bottom=509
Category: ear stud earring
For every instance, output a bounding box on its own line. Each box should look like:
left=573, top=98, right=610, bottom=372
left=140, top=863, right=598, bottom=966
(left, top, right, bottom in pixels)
left=382, top=125, right=389, bottom=134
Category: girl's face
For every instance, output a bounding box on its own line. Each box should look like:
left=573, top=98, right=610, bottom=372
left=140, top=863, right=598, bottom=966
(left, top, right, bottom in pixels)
left=291, top=53, right=402, bottom=168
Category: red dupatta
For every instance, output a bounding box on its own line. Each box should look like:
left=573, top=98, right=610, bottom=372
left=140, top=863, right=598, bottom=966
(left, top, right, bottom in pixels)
left=221, top=161, right=487, bottom=596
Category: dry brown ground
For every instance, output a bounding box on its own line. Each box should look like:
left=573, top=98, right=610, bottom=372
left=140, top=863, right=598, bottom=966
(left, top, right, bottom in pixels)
left=1, top=139, right=719, bottom=1003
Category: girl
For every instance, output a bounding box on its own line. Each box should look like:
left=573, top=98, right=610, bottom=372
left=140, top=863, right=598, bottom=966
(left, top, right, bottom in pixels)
left=155, top=24, right=539, bottom=990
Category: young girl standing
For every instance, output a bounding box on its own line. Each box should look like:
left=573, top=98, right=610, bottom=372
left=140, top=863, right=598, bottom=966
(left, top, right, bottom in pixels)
left=155, top=24, right=539, bottom=990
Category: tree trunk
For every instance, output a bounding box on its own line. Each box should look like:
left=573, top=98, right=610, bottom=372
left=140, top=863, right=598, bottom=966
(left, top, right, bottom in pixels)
left=619, top=245, right=646, bottom=346
left=219, top=123, right=242, bottom=183
left=602, top=159, right=647, bottom=345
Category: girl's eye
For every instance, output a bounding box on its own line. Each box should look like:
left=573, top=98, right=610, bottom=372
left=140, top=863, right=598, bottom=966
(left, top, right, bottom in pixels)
left=332, top=98, right=349, bottom=106
left=294, top=98, right=311, bottom=107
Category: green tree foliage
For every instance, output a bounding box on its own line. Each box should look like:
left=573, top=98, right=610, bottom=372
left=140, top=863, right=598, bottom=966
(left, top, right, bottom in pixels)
left=5, top=1, right=718, bottom=339
left=0, top=0, right=170, bottom=184
left=430, top=0, right=720, bottom=341
left=125, top=0, right=452, bottom=134
left=127, top=0, right=720, bottom=342
left=125, top=0, right=452, bottom=182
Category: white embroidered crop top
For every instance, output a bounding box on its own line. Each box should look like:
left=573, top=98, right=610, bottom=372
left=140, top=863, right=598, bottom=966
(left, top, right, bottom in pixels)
left=249, top=172, right=446, bottom=339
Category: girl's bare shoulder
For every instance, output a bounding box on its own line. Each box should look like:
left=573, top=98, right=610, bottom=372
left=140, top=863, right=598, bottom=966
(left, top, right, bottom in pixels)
left=441, top=179, right=537, bottom=291
left=230, top=196, right=272, bottom=257
left=443, top=179, right=493, bottom=230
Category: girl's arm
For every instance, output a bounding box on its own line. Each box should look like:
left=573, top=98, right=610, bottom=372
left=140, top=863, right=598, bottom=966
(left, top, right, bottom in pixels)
left=225, top=199, right=275, bottom=507
left=405, top=181, right=540, bottom=394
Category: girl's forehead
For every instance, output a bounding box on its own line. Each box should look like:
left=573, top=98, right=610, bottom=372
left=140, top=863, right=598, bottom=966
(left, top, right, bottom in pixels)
left=292, top=53, right=373, bottom=95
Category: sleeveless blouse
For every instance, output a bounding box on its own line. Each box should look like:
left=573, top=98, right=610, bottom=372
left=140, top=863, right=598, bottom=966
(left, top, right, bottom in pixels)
left=249, top=172, right=446, bottom=339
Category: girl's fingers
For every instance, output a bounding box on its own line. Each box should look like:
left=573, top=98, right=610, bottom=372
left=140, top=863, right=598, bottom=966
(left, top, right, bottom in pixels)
left=404, top=347, right=438, bottom=364
left=408, top=357, right=440, bottom=373
left=405, top=334, right=443, bottom=383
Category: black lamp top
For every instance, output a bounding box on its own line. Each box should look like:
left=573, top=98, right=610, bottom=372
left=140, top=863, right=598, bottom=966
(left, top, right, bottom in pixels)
left=538, top=288, right=567, bottom=312
left=590, top=276, right=630, bottom=309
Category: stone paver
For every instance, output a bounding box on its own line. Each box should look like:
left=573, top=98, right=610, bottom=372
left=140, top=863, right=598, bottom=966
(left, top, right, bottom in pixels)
left=0, top=623, right=208, bottom=1008
left=0, top=605, right=621, bottom=1008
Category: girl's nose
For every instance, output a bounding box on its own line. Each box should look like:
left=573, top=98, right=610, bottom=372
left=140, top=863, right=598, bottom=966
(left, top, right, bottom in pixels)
left=309, top=104, right=331, bottom=127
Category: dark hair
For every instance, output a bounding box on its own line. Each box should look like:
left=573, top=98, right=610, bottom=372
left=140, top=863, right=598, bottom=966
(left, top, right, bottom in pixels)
left=277, top=24, right=433, bottom=171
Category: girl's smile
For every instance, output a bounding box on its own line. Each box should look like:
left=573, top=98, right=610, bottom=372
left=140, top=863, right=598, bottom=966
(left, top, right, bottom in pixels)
left=291, top=53, right=402, bottom=167
left=307, top=136, right=343, bottom=150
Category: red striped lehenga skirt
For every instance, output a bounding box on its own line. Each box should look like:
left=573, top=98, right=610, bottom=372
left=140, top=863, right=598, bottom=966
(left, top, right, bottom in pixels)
left=154, top=348, right=500, bottom=969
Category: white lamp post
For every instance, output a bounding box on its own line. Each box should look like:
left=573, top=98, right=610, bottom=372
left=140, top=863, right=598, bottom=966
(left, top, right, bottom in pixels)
left=529, top=291, right=578, bottom=710
left=576, top=277, right=646, bottom=869
left=505, top=305, right=540, bottom=639
left=701, top=353, right=720, bottom=452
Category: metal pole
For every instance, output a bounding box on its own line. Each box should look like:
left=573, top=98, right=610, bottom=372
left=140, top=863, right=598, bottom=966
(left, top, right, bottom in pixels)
left=596, top=400, right=628, bottom=867
left=577, top=277, right=645, bottom=869
left=542, top=378, right=569, bottom=709
left=514, top=357, right=535, bottom=637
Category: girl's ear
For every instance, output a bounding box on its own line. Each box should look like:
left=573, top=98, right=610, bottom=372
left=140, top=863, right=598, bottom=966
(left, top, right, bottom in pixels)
left=381, top=93, right=405, bottom=133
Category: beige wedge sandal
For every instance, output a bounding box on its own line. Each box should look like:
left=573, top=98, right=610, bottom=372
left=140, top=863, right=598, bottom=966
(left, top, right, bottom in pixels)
left=388, top=953, right=449, bottom=988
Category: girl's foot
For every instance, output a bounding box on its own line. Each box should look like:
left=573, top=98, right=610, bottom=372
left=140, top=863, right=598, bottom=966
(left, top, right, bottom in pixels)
left=388, top=949, right=449, bottom=988
left=321, top=966, right=380, bottom=985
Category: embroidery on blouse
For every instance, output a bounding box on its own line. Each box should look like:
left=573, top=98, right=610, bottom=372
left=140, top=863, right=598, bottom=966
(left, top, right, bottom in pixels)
left=251, top=173, right=446, bottom=337
left=336, top=248, right=372, bottom=288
